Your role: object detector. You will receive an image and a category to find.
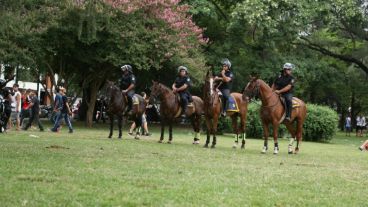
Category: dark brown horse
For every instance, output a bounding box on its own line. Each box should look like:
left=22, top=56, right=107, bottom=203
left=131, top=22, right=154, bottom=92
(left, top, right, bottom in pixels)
left=150, top=81, right=204, bottom=144
left=105, top=81, right=146, bottom=139
left=243, top=77, right=307, bottom=154
left=203, top=71, right=248, bottom=148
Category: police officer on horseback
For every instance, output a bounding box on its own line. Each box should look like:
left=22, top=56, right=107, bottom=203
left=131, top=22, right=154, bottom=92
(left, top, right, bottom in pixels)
left=119, top=64, right=136, bottom=115
left=214, top=58, right=233, bottom=117
left=172, top=66, right=193, bottom=118
left=272, top=63, right=295, bottom=122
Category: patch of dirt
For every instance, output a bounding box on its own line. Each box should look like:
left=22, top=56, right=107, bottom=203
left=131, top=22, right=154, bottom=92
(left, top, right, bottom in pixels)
left=45, top=145, right=70, bottom=150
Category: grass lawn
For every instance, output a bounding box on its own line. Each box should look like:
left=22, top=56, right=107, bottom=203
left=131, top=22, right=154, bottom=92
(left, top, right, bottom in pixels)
left=0, top=122, right=367, bottom=206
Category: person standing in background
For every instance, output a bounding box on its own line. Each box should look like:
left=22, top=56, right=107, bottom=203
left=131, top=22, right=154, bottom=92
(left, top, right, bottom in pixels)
left=23, top=91, right=44, bottom=131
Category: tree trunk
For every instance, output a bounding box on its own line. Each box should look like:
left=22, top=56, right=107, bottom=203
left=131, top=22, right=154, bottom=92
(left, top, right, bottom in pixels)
left=85, top=80, right=101, bottom=127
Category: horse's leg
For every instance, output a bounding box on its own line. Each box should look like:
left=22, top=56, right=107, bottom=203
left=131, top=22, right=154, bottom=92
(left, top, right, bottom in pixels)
left=168, top=121, right=173, bottom=144
left=240, top=111, right=247, bottom=149
left=204, top=117, right=211, bottom=148
left=191, top=115, right=200, bottom=144
left=285, top=123, right=296, bottom=154
left=231, top=115, right=239, bottom=149
left=134, top=115, right=142, bottom=140
left=261, top=122, right=269, bottom=153
left=211, top=115, right=219, bottom=148
left=272, top=123, right=280, bottom=154
left=159, top=119, right=165, bottom=143
left=295, top=119, right=304, bottom=154
left=108, top=115, right=113, bottom=138
left=118, top=115, right=122, bottom=139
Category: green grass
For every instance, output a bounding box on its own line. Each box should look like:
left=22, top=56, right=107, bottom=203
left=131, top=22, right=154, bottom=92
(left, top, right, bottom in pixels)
left=1, top=122, right=367, bottom=206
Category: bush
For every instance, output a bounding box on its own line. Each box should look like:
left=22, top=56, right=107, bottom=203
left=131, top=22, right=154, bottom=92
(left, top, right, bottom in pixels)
left=245, top=102, right=338, bottom=142
left=303, top=104, right=338, bottom=142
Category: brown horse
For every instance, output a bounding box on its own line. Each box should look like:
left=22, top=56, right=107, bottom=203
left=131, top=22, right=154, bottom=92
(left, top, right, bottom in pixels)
left=243, top=77, right=307, bottom=154
left=105, top=81, right=146, bottom=139
left=203, top=70, right=248, bottom=148
left=150, top=81, right=204, bottom=144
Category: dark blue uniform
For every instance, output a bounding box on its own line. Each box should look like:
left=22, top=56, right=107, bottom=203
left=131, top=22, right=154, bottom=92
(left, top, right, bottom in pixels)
left=274, top=74, right=295, bottom=119
left=119, top=73, right=136, bottom=112
left=174, top=76, right=193, bottom=113
left=218, top=70, right=234, bottom=113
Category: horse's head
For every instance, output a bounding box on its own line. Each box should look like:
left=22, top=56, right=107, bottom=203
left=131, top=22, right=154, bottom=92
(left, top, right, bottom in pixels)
left=242, top=75, right=260, bottom=102
left=203, top=69, right=215, bottom=98
left=149, top=80, right=162, bottom=103
left=105, top=80, right=119, bottom=104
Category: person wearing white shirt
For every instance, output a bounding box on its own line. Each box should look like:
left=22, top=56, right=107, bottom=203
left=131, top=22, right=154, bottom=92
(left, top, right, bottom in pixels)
left=10, top=83, right=22, bottom=130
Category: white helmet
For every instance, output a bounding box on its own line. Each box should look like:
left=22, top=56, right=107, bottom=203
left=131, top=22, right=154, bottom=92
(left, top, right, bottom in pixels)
left=283, top=63, right=294, bottom=70
left=121, top=64, right=133, bottom=73
left=177, top=66, right=188, bottom=73
left=221, top=58, right=231, bottom=68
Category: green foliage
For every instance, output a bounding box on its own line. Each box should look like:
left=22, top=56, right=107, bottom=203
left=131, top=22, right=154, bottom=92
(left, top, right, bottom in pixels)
left=303, top=104, right=339, bottom=142
left=245, top=103, right=263, bottom=138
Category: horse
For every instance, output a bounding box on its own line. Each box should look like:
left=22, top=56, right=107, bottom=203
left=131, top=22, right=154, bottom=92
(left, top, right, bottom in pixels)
left=242, top=76, right=307, bottom=154
left=203, top=70, right=248, bottom=148
left=149, top=81, right=204, bottom=144
left=105, top=81, right=146, bottom=139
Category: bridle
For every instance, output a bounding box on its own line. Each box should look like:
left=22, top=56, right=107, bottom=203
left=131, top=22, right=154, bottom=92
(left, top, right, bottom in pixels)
left=245, top=79, right=280, bottom=109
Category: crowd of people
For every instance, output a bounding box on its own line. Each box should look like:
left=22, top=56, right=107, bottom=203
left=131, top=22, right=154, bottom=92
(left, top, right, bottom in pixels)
left=0, top=83, right=75, bottom=133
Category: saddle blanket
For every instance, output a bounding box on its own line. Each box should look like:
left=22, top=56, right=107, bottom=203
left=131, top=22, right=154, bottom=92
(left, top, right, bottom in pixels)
left=226, top=95, right=239, bottom=112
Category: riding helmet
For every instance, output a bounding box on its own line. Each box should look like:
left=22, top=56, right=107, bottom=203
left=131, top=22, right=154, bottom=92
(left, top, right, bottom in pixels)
left=121, top=65, right=133, bottom=73
left=177, top=66, right=188, bottom=74
left=221, top=58, right=231, bottom=68
left=283, top=63, right=294, bottom=70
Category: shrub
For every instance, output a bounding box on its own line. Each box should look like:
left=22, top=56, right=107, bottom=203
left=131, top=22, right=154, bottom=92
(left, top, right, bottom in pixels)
left=303, top=104, right=338, bottom=142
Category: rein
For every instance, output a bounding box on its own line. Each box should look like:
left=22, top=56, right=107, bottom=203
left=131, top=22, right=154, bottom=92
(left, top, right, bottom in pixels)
left=252, top=80, right=281, bottom=109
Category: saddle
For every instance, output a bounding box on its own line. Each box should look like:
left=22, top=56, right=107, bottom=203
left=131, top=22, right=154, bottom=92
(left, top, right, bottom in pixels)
left=175, top=94, right=195, bottom=118
left=216, top=90, right=239, bottom=113
left=279, top=96, right=300, bottom=123
left=123, top=94, right=140, bottom=105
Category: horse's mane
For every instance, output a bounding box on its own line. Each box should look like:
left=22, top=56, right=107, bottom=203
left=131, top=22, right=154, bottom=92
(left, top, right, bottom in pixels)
left=257, top=79, right=272, bottom=91
left=158, top=83, right=173, bottom=94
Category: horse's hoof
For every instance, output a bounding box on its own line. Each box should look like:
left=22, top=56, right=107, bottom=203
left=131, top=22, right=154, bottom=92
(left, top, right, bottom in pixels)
left=108, top=136, right=112, bottom=139
left=134, top=137, right=140, bottom=140
left=241, top=145, right=245, bottom=149
left=288, top=151, right=293, bottom=154
left=158, top=140, right=163, bottom=143
left=211, top=145, right=216, bottom=149
left=203, top=144, right=209, bottom=148
left=261, top=147, right=267, bottom=154
left=167, top=141, right=172, bottom=144
left=192, top=140, right=200, bottom=145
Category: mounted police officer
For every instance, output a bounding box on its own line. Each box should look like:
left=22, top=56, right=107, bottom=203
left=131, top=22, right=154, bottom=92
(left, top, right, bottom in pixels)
left=119, top=64, right=136, bottom=115
left=172, top=66, right=193, bottom=118
left=214, top=58, right=234, bottom=117
left=272, top=63, right=295, bottom=121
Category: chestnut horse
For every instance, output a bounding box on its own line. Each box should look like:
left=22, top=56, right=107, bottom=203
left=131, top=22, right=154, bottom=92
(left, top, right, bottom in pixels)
left=243, top=77, right=307, bottom=154
left=105, top=81, right=146, bottom=139
left=203, top=71, right=248, bottom=148
left=150, top=81, right=204, bottom=144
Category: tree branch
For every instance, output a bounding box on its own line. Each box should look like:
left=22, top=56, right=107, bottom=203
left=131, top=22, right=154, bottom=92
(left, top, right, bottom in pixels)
left=298, top=36, right=368, bottom=74
left=208, top=0, right=229, bottom=22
